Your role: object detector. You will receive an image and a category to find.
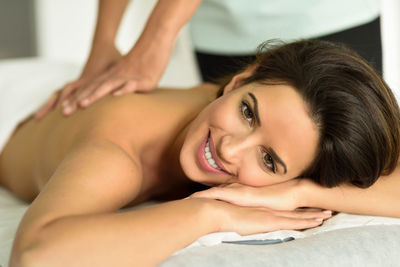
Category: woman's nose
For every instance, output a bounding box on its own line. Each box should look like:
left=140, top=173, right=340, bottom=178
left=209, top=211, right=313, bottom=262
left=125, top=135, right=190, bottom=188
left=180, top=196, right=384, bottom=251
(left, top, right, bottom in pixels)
left=218, top=134, right=252, bottom=164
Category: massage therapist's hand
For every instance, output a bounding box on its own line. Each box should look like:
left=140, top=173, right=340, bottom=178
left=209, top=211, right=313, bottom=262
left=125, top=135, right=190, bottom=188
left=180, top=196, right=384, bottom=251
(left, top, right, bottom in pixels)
left=191, top=179, right=315, bottom=211
left=35, top=35, right=173, bottom=119
left=203, top=199, right=331, bottom=235
left=62, top=38, right=172, bottom=116
left=34, top=43, right=122, bottom=119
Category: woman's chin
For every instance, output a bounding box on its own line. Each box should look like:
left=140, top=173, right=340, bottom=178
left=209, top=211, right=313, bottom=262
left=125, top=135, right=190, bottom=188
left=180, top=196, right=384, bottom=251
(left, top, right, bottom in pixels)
left=199, top=181, right=218, bottom=187
left=185, top=172, right=218, bottom=187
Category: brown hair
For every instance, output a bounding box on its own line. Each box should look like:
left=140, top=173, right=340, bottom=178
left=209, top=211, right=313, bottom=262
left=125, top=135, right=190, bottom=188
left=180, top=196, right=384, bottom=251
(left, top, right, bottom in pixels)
left=218, top=40, right=400, bottom=188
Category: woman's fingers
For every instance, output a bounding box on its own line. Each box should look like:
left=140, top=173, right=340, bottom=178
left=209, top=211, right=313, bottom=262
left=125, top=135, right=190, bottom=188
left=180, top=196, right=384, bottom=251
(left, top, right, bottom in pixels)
left=269, top=214, right=325, bottom=232
left=34, top=90, right=61, bottom=120
left=270, top=208, right=332, bottom=220
left=221, top=205, right=326, bottom=235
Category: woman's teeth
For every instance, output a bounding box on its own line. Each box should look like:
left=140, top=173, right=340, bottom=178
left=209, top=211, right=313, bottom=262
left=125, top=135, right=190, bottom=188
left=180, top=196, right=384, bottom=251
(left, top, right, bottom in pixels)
left=205, top=139, right=223, bottom=171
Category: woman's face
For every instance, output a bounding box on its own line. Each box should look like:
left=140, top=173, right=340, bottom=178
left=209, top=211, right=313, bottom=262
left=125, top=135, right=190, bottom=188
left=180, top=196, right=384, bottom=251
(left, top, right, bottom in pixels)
left=180, top=73, right=319, bottom=187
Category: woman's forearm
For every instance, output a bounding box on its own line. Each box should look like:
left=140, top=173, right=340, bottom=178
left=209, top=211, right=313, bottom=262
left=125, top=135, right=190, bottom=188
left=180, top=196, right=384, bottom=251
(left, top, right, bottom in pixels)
left=14, top=198, right=218, bottom=267
left=302, top=165, right=400, bottom=217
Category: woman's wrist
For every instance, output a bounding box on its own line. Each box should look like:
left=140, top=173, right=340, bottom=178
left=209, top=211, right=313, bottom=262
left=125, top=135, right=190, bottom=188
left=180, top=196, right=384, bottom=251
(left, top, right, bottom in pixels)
left=296, top=178, right=319, bottom=208
left=188, top=198, right=226, bottom=233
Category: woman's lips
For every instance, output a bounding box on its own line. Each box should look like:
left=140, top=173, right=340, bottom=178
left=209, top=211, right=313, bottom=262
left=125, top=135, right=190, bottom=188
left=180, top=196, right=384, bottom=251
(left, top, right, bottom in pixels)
left=208, top=132, right=229, bottom=172
left=197, top=130, right=228, bottom=174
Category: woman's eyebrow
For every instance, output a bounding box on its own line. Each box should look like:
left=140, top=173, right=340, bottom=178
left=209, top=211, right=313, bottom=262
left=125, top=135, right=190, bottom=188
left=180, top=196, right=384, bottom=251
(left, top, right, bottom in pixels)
left=269, top=147, right=288, bottom=174
left=248, top=92, right=288, bottom=174
left=248, top=92, right=261, bottom=126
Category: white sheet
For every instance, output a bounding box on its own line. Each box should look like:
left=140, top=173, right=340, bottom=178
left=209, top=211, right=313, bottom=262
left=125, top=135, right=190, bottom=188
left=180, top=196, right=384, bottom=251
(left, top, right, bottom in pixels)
left=1, top=58, right=400, bottom=266
left=0, top=58, right=80, bottom=152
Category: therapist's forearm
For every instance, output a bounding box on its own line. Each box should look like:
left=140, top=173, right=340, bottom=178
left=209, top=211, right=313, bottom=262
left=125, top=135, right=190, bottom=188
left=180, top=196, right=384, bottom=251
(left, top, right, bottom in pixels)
left=144, top=0, right=202, bottom=39
left=301, top=165, right=400, bottom=217
left=93, top=0, right=130, bottom=46
left=127, top=0, right=202, bottom=56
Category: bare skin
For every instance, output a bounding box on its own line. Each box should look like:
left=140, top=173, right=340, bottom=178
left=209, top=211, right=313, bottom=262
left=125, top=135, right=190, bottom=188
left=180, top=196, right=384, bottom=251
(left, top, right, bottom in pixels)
left=3, top=65, right=400, bottom=266
left=0, top=84, right=215, bottom=203
left=0, top=78, right=331, bottom=266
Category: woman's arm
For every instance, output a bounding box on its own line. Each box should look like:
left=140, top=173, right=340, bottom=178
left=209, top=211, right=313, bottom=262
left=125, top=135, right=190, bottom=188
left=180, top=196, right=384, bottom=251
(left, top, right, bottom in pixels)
left=10, top=140, right=217, bottom=267
left=11, top=139, right=328, bottom=267
left=300, top=164, right=400, bottom=217
left=191, top=164, right=400, bottom=218
left=17, top=199, right=216, bottom=267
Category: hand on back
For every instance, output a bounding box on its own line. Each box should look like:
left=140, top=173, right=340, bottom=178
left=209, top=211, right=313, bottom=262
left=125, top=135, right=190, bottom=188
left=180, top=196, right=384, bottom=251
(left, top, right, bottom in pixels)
left=34, top=38, right=171, bottom=119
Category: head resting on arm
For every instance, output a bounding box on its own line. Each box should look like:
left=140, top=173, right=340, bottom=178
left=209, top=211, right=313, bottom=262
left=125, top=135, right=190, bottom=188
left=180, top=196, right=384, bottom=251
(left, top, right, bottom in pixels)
left=217, top=39, right=400, bottom=188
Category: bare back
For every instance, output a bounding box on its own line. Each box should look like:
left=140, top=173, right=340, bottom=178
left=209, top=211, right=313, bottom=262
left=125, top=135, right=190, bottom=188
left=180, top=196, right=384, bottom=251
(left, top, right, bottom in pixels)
left=0, top=84, right=218, bottom=202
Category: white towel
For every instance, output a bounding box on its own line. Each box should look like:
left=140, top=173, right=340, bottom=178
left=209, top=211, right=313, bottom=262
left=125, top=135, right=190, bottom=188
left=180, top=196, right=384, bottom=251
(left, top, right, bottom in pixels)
left=189, top=212, right=400, bottom=246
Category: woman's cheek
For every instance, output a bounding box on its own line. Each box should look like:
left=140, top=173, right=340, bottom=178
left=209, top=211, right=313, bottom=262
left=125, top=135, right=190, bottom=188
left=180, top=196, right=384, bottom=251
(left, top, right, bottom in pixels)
left=237, top=164, right=265, bottom=187
left=209, top=99, right=239, bottom=128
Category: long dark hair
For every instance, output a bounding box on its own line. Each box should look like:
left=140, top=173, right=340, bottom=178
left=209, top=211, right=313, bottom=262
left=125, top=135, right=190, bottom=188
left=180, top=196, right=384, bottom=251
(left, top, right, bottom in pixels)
left=218, top=40, right=400, bottom=188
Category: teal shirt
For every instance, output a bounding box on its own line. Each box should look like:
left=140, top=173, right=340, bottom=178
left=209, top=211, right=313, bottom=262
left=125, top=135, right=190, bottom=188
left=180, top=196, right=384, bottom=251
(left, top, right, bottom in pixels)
left=190, top=0, right=380, bottom=55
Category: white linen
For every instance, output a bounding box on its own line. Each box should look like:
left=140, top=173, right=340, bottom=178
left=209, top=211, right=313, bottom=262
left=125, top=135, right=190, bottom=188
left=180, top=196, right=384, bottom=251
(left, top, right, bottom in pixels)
left=178, top=212, right=400, bottom=253
left=0, top=58, right=80, bottom=152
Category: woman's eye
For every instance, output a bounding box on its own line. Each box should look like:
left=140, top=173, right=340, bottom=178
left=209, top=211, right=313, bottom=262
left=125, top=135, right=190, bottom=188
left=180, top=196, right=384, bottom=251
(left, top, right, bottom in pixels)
left=262, top=151, right=276, bottom=173
left=240, top=101, right=254, bottom=125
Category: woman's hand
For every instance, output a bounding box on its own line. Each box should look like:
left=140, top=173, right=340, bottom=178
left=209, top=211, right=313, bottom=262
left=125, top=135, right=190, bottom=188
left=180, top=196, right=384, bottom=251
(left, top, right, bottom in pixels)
left=206, top=199, right=331, bottom=236
left=191, top=179, right=312, bottom=211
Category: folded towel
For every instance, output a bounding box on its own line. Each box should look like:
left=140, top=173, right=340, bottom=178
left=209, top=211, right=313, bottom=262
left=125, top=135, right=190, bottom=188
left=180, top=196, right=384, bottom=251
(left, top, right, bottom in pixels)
left=173, top=212, right=400, bottom=255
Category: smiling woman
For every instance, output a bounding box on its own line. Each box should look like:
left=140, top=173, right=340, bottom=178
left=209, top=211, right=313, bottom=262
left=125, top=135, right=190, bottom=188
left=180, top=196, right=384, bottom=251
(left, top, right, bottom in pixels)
left=1, top=40, right=400, bottom=266
left=180, top=82, right=319, bottom=187
left=217, top=40, right=400, bottom=188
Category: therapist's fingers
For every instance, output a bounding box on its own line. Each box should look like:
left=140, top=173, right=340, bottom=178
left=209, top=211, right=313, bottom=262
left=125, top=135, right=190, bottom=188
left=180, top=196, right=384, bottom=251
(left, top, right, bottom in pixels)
left=79, top=78, right=126, bottom=107
left=112, top=80, right=138, bottom=96
left=58, top=80, right=84, bottom=107
left=63, top=87, right=101, bottom=116
left=34, top=90, right=61, bottom=120
left=62, top=91, right=81, bottom=116
left=113, top=78, right=155, bottom=96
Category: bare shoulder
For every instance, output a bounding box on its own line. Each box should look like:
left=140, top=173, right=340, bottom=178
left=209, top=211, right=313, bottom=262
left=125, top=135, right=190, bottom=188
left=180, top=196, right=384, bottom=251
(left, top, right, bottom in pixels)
left=88, top=84, right=218, bottom=148
left=19, top=139, right=143, bottom=231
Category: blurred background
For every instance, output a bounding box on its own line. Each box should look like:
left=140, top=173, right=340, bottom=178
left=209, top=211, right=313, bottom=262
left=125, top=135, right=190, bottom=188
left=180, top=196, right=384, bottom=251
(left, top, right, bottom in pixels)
left=0, top=0, right=200, bottom=88
left=0, top=0, right=399, bottom=93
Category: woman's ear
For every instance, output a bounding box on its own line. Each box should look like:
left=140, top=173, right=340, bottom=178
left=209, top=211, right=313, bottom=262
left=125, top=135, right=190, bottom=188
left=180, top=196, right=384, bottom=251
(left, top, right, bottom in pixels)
left=223, top=64, right=258, bottom=94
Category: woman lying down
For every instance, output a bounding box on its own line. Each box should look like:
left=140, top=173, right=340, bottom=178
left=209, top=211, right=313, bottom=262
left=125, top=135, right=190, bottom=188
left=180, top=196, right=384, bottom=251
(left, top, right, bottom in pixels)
left=1, top=40, right=400, bottom=266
